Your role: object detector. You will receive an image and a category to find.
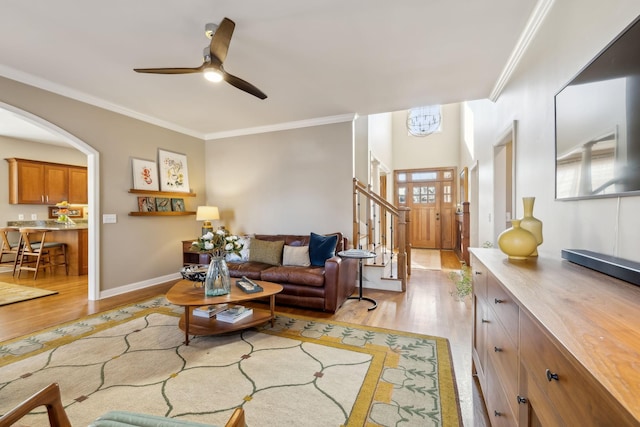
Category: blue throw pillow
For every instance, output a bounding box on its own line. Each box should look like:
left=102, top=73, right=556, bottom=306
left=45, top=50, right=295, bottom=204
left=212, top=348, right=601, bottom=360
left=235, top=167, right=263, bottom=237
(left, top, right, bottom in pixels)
left=309, top=232, right=339, bottom=267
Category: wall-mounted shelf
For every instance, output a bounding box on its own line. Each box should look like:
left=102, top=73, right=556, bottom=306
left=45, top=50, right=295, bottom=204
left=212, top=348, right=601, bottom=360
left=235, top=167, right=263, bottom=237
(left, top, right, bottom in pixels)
left=129, top=211, right=195, bottom=216
left=128, top=188, right=197, bottom=216
left=128, top=189, right=196, bottom=197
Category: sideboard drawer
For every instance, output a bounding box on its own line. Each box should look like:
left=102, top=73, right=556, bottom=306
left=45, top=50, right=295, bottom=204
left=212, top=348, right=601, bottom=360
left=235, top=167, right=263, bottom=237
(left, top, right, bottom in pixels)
left=520, top=310, right=634, bottom=427
left=471, top=254, right=488, bottom=301
left=487, top=273, right=518, bottom=345
left=486, top=306, right=519, bottom=418
left=485, top=357, right=517, bottom=427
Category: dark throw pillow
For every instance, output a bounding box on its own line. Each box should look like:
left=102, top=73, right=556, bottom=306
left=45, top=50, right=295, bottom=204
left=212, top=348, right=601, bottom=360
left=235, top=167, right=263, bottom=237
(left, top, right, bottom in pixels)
left=309, top=232, right=338, bottom=267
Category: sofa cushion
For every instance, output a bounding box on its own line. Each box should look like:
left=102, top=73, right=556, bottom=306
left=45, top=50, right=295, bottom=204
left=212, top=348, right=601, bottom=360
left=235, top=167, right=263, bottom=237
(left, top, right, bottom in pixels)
left=283, top=245, right=311, bottom=267
left=309, top=232, right=338, bottom=267
left=249, top=238, right=285, bottom=265
left=227, top=261, right=271, bottom=280
left=260, top=265, right=325, bottom=287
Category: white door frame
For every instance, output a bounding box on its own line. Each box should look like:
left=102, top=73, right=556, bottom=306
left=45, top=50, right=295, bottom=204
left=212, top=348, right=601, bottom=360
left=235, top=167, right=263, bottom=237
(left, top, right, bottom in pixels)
left=1, top=102, right=100, bottom=300
left=493, top=120, right=517, bottom=243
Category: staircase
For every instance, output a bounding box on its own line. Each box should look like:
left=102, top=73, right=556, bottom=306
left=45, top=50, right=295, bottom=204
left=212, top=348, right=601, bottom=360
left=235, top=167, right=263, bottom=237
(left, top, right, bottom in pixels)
left=352, top=178, right=411, bottom=292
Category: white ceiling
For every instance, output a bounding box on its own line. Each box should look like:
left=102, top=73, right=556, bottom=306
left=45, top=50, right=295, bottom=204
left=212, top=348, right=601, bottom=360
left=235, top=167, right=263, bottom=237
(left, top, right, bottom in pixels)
left=0, top=0, right=541, bottom=143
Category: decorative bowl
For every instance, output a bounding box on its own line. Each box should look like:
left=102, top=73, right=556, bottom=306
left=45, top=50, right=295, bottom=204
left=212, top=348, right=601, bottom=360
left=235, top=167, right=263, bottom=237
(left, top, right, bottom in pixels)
left=180, top=265, right=208, bottom=282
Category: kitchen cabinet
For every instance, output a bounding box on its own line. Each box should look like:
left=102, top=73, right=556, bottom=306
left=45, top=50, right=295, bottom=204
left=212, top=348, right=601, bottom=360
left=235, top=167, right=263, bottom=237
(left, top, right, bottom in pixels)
left=470, top=248, right=640, bottom=426
left=68, top=166, right=88, bottom=204
left=6, top=158, right=87, bottom=205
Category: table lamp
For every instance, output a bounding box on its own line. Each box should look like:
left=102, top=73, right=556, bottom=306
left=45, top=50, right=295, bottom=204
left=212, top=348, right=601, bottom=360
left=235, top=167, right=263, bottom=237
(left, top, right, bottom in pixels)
left=196, top=206, right=219, bottom=236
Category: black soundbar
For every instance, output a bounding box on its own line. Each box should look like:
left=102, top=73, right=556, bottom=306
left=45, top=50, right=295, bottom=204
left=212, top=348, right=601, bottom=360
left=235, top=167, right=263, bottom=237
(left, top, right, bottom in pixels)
left=561, top=249, right=640, bottom=287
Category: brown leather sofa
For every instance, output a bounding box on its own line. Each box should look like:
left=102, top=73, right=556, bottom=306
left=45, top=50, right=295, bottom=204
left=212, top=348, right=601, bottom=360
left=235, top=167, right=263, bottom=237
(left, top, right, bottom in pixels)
left=226, top=233, right=357, bottom=313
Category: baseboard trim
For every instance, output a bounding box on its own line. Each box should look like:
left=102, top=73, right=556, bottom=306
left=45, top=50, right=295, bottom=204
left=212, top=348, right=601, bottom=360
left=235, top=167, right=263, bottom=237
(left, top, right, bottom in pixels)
left=99, top=272, right=180, bottom=299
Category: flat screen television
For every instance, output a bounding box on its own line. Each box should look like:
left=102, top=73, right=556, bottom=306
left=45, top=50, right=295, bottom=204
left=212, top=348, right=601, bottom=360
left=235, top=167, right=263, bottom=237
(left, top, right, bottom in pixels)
left=555, top=15, right=640, bottom=200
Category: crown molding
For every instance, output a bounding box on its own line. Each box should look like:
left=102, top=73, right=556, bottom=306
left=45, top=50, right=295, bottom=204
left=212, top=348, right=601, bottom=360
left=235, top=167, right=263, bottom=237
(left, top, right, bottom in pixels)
left=1, top=65, right=356, bottom=141
left=489, top=0, right=555, bottom=102
left=0, top=65, right=205, bottom=139
left=204, top=113, right=357, bottom=140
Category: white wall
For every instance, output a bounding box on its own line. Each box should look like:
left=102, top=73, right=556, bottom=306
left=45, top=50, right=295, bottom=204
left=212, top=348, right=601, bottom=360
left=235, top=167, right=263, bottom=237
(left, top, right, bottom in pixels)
left=204, top=121, right=354, bottom=239
left=369, top=112, right=393, bottom=175
left=392, top=104, right=461, bottom=170
left=468, top=0, right=640, bottom=261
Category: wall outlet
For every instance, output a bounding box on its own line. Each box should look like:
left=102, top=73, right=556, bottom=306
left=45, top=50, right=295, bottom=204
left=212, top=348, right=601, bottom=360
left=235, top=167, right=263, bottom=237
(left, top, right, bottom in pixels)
left=103, top=214, right=117, bottom=224
left=18, top=214, right=24, bottom=220
left=31, top=214, right=38, bottom=220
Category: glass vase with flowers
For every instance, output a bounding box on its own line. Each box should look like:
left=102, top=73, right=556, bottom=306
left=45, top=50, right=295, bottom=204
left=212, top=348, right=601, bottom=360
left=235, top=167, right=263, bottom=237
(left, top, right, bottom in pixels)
left=191, top=228, right=243, bottom=296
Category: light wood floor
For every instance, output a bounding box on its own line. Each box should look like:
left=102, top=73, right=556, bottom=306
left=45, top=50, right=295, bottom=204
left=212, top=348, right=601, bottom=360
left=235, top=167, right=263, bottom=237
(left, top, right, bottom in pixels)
left=0, top=250, right=488, bottom=427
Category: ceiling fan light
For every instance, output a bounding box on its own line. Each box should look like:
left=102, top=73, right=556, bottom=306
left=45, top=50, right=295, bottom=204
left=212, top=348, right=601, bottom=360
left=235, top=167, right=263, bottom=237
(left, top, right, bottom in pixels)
left=204, top=69, right=223, bottom=82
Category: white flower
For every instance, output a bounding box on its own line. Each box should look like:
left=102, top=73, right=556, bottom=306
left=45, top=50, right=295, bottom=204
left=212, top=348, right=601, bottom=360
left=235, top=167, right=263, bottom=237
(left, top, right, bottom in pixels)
left=215, top=229, right=226, bottom=236
left=224, top=243, right=234, bottom=251
left=204, top=242, right=214, bottom=251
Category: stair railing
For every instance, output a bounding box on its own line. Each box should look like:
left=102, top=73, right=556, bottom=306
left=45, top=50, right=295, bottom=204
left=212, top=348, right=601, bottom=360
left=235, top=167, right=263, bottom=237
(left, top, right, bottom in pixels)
left=352, top=178, right=411, bottom=291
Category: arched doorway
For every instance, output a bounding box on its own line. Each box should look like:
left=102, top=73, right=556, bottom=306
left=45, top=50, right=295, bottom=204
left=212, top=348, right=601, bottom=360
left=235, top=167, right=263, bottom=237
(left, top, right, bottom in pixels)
left=0, top=102, right=100, bottom=299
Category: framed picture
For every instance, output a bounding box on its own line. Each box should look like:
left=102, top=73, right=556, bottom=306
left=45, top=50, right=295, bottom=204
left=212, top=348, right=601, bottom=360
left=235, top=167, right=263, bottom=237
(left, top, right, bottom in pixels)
left=138, top=197, right=156, bottom=212
left=158, top=149, right=190, bottom=192
left=131, top=158, right=159, bottom=191
left=459, top=167, right=468, bottom=204
left=155, top=197, right=171, bottom=212
left=171, top=198, right=185, bottom=212
left=48, top=206, right=84, bottom=219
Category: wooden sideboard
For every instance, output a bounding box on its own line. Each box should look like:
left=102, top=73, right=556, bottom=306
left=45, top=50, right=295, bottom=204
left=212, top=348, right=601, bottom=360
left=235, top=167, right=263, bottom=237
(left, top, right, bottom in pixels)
left=470, top=248, right=640, bottom=426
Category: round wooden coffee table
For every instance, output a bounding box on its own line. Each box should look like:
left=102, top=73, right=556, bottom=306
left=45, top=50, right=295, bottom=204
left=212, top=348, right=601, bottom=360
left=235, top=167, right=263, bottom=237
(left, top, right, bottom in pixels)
left=166, top=279, right=283, bottom=345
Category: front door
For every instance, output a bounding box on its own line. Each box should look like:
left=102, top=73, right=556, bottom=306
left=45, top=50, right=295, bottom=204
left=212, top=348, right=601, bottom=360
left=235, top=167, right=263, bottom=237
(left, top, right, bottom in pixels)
left=395, top=168, right=456, bottom=249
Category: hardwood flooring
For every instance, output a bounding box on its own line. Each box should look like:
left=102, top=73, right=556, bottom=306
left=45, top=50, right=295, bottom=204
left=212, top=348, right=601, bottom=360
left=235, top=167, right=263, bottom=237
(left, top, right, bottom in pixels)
left=0, top=250, right=488, bottom=427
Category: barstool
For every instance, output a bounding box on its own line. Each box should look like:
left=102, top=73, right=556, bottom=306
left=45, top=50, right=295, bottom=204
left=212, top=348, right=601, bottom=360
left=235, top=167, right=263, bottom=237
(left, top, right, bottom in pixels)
left=17, top=228, right=68, bottom=279
left=0, top=227, right=22, bottom=275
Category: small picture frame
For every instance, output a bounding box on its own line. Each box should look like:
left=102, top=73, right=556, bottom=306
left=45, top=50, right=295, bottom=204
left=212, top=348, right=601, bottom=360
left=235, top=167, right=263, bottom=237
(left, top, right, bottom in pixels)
left=137, top=197, right=156, bottom=212
left=131, top=158, right=159, bottom=191
left=171, top=198, right=185, bottom=212
left=155, top=197, right=171, bottom=212
left=158, top=149, right=190, bottom=193
left=48, top=206, right=84, bottom=219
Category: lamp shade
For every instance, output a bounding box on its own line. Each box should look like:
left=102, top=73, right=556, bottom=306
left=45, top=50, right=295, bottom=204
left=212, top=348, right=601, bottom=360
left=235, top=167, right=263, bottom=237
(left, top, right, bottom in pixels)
left=196, top=206, right=220, bottom=221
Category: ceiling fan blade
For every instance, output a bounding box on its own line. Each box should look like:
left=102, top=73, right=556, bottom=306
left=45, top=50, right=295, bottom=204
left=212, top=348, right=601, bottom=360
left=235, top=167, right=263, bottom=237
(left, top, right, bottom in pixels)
left=134, top=65, right=204, bottom=74
left=223, top=72, right=267, bottom=100
left=210, top=17, right=235, bottom=63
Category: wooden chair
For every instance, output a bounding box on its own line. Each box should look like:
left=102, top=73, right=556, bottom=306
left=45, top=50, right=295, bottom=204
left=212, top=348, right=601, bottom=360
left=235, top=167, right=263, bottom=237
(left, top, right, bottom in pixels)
left=17, top=228, right=68, bottom=279
left=0, top=383, right=71, bottom=427
left=0, top=383, right=246, bottom=427
left=0, top=227, right=22, bottom=275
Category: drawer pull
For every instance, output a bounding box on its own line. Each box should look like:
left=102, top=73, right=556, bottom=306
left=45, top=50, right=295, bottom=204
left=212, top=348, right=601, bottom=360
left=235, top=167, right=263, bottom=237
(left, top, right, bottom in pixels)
left=517, top=395, right=528, bottom=404
left=494, top=346, right=502, bottom=352
left=481, top=319, right=489, bottom=323
left=494, top=298, right=504, bottom=304
left=545, top=369, right=559, bottom=382
left=475, top=271, right=482, bottom=275
left=494, top=410, right=502, bottom=417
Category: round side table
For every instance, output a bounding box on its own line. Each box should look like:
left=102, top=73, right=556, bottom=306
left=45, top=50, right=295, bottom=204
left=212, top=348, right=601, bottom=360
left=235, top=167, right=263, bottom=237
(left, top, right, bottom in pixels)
left=338, top=249, right=378, bottom=310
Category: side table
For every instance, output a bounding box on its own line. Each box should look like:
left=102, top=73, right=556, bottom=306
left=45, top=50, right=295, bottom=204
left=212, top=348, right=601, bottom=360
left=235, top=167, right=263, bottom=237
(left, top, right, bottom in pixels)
left=338, top=249, right=378, bottom=310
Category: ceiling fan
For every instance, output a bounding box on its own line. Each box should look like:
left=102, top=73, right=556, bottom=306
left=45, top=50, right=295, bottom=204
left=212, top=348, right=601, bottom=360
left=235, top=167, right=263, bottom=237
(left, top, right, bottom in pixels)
left=134, top=17, right=267, bottom=100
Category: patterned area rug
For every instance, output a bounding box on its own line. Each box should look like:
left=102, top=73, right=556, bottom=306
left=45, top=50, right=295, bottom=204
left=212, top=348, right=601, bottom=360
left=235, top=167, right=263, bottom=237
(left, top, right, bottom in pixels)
left=0, top=282, right=58, bottom=306
left=0, top=297, right=461, bottom=426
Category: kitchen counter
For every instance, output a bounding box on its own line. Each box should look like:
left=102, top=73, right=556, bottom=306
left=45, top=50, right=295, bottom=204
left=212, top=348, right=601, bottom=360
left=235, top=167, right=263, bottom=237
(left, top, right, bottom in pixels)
left=7, top=220, right=89, bottom=275
left=7, top=220, right=88, bottom=230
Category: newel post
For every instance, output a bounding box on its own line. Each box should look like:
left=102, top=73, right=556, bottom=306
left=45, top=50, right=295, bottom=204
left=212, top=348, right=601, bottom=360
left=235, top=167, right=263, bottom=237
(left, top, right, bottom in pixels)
left=397, top=207, right=410, bottom=291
